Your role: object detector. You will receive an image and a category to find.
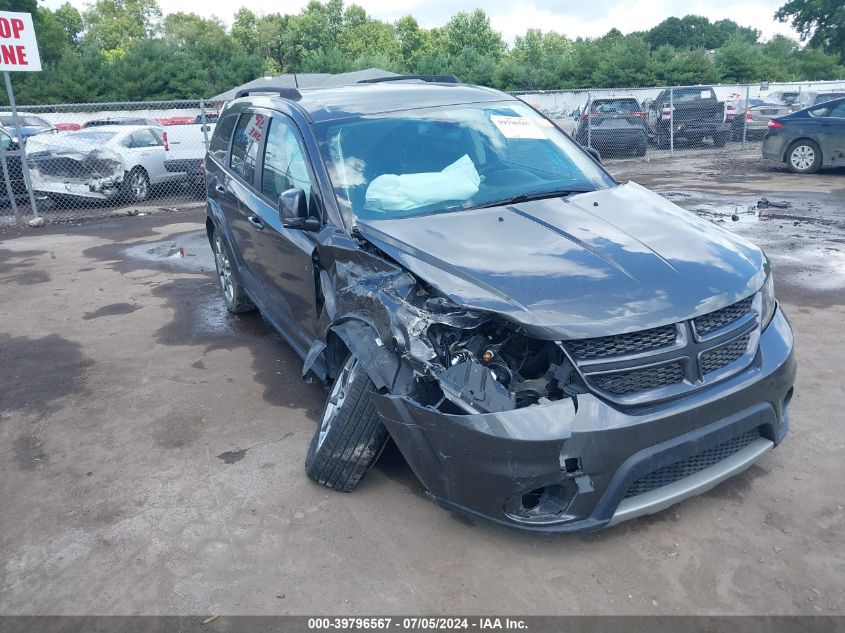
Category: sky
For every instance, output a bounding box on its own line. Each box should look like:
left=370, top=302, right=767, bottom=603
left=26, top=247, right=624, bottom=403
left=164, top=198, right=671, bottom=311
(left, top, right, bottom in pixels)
left=43, top=0, right=801, bottom=44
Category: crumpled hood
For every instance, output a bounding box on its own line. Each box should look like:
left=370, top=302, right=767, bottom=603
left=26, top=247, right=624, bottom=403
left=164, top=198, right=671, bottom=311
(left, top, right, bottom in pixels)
left=356, top=182, right=767, bottom=339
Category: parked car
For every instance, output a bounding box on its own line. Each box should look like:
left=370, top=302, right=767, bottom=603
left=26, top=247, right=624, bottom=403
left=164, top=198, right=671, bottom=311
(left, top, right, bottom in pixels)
left=0, top=127, right=25, bottom=203
left=767, top=91, right=802, bottom=109
left=82, top=117, right=162, bottom=128
left=762, top=96, right=845, bottom=174
left=573, top=96, right=647, bottom=156
left=204, top=77, right=794, bottom=533
left=0, top=112, right=58, bottom=143
left=729, top=99, right=791, bottom=141
left=162, top=118, right=216, bottom=190
left=788, top=91, right=845, bottom=111
left=27, top=125, right=185, bottom=202
left=646, top=87, right=730, bottom=148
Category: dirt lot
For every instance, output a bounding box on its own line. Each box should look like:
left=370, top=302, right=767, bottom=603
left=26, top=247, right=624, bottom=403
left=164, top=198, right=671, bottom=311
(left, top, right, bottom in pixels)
left=1, top=152, right=843, bottom=616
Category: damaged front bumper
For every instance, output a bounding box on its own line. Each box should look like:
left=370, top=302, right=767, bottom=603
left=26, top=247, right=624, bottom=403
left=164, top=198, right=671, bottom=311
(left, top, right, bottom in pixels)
left=372, top=308, right=795, bottom=532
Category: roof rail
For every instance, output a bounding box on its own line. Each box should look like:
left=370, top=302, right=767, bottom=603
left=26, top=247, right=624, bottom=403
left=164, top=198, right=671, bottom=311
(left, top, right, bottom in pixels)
left=357, top=75, right=461, bottom=85
left=234, top=87, right=302, bottom=101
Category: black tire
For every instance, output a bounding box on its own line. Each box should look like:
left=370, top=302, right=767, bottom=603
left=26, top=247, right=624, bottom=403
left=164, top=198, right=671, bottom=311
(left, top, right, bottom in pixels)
left=713, top=132, right=728, bottom=148
left=785, top=139, right=822, bottom=174
left=121, top=167, right=150, bottom=202
left=305, top=355, right=389, bottom=492
left=211, top=227, right=255, bottom=313
left=656, top=128, right=670, bottom=149
left=634, top=139, right=647, bottom=157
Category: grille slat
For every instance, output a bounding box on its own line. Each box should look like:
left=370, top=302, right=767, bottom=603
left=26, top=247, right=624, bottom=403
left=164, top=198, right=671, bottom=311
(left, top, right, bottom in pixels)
left=694, top=296, right=754, bottom=336
left=624, top=428, right=762, bottom=498
left=590, top=362, right=684, bottom=395
left=564, top=324, right=677, bottom=360
left=701, top=333, right=751, bottom=374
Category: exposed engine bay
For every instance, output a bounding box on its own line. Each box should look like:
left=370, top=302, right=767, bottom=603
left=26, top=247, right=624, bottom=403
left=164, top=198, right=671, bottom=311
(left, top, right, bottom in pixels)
left=425, top=321, right=581, bottom=414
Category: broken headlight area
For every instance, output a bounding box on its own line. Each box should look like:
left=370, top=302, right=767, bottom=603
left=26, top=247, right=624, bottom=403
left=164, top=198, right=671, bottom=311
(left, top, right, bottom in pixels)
left=420, top=321, right=586, bottom=414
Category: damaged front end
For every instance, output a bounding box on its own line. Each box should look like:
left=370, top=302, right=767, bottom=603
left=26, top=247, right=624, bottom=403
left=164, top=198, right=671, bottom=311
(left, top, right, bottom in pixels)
left=314, top=225, right=584, bottom=417
left=311, top=224, right=794, bottom=533
left=28, top=148, right=124, bottom=199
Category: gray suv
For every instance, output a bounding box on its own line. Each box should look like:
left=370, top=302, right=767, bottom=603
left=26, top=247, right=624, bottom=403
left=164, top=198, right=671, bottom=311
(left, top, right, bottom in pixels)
left=204, top=76, right=795, bottom=532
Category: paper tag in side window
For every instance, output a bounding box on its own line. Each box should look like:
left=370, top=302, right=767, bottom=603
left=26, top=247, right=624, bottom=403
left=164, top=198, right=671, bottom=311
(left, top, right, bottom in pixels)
left=490, top=115, right=546, bottom=139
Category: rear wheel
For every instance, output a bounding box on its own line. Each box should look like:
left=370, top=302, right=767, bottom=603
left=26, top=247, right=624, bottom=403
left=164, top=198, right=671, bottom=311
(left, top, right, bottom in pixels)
left=786, top=139, right=821, bottom=174
left=305, top=355, right=389, bottom=492
left=122, top=167, right=149, bottom=202
left=212, top=227, right=255, bottom=313
left=713, top=132, right=728, bottom=148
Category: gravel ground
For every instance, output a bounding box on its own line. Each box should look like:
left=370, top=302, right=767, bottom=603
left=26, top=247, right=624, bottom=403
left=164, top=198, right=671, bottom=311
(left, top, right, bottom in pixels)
left=0, top=152, right=843, bottom=617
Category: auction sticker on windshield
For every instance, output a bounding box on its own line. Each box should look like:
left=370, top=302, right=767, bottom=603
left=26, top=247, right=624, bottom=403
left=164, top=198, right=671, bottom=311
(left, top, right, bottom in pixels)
left=490, top=115, right=546, bottom=139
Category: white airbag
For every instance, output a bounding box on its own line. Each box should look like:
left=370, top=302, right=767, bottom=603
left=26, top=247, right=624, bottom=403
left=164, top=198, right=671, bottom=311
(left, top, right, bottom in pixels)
left=365, top=154, right=480, bottom=211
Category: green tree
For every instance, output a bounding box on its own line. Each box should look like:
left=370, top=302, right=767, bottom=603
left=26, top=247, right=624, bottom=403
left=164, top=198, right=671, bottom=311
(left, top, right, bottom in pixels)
left=715, top=36, right=766, bottom=81
left=442, top=10, right=505, bottom=60
left=82, top=0, right=162, bottom=62
left=776, top=0, right=845, bottom=60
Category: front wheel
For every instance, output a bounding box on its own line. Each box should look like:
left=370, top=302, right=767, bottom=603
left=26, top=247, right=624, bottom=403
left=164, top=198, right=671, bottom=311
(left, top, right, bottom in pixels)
left=786, top=139, right=822, bottom=174
left=305, top=355, right=389, bottom=492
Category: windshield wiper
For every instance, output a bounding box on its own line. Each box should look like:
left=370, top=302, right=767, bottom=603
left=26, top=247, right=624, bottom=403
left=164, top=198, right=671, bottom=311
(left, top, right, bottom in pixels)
left=467, top=188, right=596, bottom=210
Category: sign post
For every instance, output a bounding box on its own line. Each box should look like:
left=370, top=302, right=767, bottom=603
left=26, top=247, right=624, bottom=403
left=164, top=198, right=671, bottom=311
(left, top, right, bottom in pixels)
left=0, top=11, right=42, bottom=221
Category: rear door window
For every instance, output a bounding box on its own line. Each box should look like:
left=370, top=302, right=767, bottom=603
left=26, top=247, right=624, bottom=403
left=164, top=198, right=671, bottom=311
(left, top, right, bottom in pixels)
left=208, top=113, right=238, bottom=163
left=230, top=113, right=266, bottom=184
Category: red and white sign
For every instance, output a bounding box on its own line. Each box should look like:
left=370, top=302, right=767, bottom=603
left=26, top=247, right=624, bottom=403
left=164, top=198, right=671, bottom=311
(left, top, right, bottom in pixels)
left=0, top=11, right=41, bottom=72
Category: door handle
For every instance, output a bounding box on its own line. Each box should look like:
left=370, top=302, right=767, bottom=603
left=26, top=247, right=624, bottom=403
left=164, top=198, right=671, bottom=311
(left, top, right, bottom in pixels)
left=215, top=184, right=227, bottom=195
left=248, top=215, right=265, bottom=229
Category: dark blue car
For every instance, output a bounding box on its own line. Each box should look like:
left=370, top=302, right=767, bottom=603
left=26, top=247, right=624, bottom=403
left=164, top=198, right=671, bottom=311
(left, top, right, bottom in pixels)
left=762, top=96, right=845, bottom=173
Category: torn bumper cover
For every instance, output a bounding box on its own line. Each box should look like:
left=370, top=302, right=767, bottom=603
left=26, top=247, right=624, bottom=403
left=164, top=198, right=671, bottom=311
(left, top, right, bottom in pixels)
left=372, top=309, right=795, bottom=532
left=28, top=149, right=124, bottom=199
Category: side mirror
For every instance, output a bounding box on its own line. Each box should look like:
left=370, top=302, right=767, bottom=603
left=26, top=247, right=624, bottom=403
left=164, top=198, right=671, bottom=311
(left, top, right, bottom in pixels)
left=279, top=188, right=320, bottom=231
left=586, top=147, right=602, bottom=164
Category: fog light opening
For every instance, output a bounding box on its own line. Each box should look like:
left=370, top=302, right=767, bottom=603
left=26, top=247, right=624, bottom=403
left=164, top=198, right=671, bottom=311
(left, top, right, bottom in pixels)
left=521, top=488, right=544, bottom=510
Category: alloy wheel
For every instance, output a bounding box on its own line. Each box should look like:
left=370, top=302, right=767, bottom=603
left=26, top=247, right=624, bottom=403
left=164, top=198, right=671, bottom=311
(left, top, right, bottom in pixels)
left=790, top=145, right=815, bottom=171
left=214, top=235, right=234, bottom=305
left=317, top=357, right=360, bottom=451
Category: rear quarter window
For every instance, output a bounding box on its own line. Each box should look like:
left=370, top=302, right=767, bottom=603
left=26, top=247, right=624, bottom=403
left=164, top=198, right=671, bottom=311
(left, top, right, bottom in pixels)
left=208, top=113, right=238, bottom=163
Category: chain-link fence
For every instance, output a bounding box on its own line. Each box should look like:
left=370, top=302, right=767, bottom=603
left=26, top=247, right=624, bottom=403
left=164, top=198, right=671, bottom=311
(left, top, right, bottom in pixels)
left=1, top=79, right=843, bottom=227
left=516, top=79, right=845, bottom=162
left=0, top=99, right=218, bottom=228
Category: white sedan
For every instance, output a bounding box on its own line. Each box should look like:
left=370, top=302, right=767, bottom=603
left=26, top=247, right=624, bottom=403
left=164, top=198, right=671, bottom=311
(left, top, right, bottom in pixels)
left=26, top=125, right=186, bottom=202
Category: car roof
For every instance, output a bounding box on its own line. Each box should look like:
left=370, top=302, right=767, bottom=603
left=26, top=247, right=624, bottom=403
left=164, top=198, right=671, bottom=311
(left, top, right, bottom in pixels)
left=232, top=82, right=513, bottom=123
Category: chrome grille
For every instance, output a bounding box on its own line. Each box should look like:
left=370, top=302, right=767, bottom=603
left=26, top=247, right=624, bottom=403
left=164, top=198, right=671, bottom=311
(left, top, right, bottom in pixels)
left=701, top=333, right=751, bottom=374
left=564, top=324, right=676, bottom=359
left=694, top=296, right=754, bottom=336
left=624, top=428, right=762, bottom=498
left=590, top=362, right=684, bottom=395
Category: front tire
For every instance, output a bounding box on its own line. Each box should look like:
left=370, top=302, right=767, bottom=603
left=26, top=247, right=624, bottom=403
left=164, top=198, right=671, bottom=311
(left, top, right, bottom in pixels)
left=212, top=227, right=255, bottom=313
left=786, top=139, right=822, bottom=174
left=305, top=355, right=389, bottom=492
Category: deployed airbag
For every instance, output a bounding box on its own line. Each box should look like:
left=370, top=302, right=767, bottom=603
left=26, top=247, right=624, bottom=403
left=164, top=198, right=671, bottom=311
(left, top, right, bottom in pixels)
left=365, top=154, right=480, bottom=212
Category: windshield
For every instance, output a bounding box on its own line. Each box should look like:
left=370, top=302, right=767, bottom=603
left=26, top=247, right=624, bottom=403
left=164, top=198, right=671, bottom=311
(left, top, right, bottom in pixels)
left=315, top=101, right=615, bottom=221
